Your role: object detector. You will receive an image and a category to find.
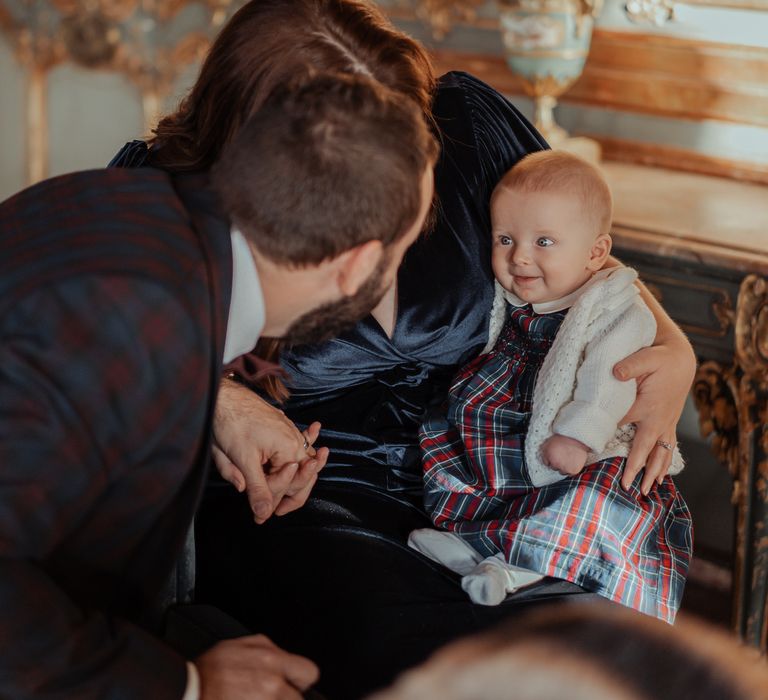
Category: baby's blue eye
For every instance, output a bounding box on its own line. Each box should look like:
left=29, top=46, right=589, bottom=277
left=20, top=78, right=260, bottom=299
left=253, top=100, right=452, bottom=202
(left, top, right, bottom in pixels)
left=536, top=237, right=554, bottom=247
left=499, top=235, right=513, bottom=245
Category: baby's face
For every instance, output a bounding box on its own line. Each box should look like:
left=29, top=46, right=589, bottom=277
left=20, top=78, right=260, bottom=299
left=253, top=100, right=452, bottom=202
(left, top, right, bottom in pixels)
left=491, top=187, right=604, bottom=304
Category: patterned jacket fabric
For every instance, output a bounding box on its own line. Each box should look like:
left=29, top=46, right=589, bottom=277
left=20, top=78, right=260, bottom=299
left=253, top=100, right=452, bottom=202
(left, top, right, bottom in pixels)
left=0, top=168, right=232, bottom=698
left=420, top=305, right=693, bottom=623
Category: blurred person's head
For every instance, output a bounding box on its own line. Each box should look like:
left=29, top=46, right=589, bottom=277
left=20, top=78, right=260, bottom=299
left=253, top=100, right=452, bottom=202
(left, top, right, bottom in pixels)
left=369, top=604, right=768, bottom=700
left=212, top=74, right=438, bottom=344
left=150, top=0, right=436, bottom=173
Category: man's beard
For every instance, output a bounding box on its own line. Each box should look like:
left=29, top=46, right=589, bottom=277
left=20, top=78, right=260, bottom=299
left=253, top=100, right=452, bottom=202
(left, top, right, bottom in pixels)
left=282, top=253, right=391, bottom=346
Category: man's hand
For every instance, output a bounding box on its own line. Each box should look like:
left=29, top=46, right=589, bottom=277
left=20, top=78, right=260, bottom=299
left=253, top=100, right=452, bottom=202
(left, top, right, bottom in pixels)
left=613, top=338, right=695, bottom=495
left=196, top=635, right=319, bottom=700
left=213, top=379, right=329, bottom=523
left=541, top=434, right=589, bottom=476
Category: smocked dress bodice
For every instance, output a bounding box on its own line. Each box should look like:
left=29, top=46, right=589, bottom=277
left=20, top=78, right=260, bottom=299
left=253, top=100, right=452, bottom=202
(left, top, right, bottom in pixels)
left=447, top=306, right=565, bottom=436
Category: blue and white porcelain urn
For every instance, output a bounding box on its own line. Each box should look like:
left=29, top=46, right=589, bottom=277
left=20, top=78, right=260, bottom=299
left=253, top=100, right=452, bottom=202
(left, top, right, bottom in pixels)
left=498, top=0, right=603, bottom=147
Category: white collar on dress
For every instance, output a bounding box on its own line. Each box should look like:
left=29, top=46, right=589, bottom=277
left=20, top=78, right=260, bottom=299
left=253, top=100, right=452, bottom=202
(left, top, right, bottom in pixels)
left=222, top=227, right=265, bottom=363
left=502, top=268, right=616, bottom=313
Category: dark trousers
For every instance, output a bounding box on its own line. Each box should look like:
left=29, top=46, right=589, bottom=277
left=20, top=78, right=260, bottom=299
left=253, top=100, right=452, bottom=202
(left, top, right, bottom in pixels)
left=195, top=481, right=602, bottom=700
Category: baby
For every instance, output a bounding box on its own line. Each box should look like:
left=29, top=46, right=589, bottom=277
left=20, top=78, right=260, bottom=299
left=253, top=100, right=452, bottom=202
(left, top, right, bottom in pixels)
left=410, top=151, right=692, bottom=623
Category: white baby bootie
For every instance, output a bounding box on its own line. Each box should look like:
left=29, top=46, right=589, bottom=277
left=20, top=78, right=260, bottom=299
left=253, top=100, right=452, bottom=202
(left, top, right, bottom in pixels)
left=461, top=554, right=544, bottom=606
left=408, top=528, right=483, bottom=575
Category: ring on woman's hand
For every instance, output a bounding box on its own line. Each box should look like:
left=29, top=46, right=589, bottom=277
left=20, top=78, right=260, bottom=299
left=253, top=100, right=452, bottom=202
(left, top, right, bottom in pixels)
left=302, top=436, right=310, bottom=451
left=656, top=440, right=674, bottom=451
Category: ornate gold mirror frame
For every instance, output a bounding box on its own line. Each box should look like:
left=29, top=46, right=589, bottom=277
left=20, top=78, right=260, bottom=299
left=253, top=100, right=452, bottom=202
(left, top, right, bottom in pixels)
left=0, top=0, right=240, bottom=185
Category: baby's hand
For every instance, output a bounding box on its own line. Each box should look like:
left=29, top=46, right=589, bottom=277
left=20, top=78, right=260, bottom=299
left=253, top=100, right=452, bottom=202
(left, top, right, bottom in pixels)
left=541, top=435, right=590, bottom=476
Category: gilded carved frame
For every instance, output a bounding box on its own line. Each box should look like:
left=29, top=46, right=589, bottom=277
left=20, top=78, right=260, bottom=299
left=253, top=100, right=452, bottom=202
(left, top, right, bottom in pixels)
left=693, top=276, right=768, bottom=647
left=0, top=0, right=239, bottom=185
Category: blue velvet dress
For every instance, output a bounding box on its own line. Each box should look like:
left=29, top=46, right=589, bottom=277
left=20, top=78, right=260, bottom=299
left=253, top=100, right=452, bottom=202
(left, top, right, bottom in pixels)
left=113, top=72, right=607, bottom=699
left=277, top=73, right=542, bottom=496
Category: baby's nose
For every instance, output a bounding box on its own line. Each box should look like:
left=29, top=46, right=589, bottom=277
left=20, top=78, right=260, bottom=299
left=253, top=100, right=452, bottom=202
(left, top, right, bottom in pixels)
left=510, top=245, right=531, bottom=265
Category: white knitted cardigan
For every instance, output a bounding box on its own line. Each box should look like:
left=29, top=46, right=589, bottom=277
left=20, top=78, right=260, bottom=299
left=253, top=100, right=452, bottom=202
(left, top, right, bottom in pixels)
left=482, top=267, right=685, bottom=487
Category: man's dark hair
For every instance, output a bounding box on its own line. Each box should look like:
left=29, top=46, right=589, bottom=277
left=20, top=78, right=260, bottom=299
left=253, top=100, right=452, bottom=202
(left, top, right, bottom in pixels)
left=212, top=73, right=438, bottom=266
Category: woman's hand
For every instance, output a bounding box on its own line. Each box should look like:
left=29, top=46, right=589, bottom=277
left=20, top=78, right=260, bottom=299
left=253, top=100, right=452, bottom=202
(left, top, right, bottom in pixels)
left=605, top=256, right=696, bottom=495
left=613, top=336, right=695, bottom=496
left=212, top=378, right=329, bottom=523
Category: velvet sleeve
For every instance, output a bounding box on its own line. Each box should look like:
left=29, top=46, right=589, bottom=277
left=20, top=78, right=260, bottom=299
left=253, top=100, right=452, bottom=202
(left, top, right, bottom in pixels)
left=453, top=71, right=549, bottom=203
left=108, top=140, right=151, bottom=168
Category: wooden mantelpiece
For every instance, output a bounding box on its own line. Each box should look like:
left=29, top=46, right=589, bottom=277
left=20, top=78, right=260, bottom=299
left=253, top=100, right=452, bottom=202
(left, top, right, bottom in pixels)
left=606, top=163, right=768, bottom=271
left=603, top=162, right=768, bottom=648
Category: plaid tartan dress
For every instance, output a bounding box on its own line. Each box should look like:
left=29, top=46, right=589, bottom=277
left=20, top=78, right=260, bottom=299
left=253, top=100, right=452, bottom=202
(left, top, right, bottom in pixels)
left=420, top=305, right=693, bottom=623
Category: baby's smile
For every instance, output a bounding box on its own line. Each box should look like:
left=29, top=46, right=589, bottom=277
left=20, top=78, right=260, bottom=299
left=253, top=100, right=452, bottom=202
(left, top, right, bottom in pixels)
left=512, top=273, right=540, bottom=285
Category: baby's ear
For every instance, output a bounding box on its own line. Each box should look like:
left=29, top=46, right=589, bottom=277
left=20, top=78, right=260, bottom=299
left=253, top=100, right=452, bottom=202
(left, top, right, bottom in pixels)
left=587, top=233, right=612, bottom=271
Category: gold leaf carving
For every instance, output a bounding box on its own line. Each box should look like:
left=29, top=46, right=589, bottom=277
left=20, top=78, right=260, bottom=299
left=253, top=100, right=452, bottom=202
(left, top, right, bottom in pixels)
left=693, top=360, right=740, bottom=483
left=60, top=11, right=120, bottom=67
left=0, top=0, right=241, bottom=184
left=713, top=292, right=736, bottom=335
left=51, top=0, right=138, bottom=22
left=736, top=275, right=768, bottom=382
left=403, top=0, right=486, bottom=40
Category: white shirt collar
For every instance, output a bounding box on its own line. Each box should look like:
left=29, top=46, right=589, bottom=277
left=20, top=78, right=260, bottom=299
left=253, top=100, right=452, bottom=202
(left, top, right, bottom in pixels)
left=502, top=268, right=615, bottom=313
left=222, top=227, right=265, bottom=364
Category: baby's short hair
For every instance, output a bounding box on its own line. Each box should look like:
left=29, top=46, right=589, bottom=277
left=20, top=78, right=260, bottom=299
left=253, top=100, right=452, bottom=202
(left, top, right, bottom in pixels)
left=493, top=150, right=613, bottom=237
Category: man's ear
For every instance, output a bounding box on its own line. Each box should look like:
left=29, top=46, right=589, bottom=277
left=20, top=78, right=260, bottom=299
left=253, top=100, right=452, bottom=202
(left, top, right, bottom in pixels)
left=335, top=239, right=384, bottom=296
left=587, top=233, right=612, bottom=271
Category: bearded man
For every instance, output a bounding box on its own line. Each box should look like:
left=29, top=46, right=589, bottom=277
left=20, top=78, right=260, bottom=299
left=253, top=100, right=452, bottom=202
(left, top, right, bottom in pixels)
left=0, top=75, right=436, bottom=700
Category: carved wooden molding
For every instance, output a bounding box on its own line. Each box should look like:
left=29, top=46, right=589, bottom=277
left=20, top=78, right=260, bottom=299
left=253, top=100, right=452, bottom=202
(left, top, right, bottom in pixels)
left=572, top=30, right=768, bottom=128
left=639, top=271, right=735, bottom=339
left=693, top=274, right=768, bottom=647
left=392, top=0, right=768, bottom=130
left=405, top=0, right=487, bottom=39
left=0, top=0, right=238, bottom=183
left=426, top=45, right=768, bottom=183
left=425, top=29, right=768, bottom=128
left=595, top=136, right=768, bottom=187
left=693, top=360, right=740, bottom=488
left=688, top=273, right=768, bottom=647
left=735, top=276, right=768, bottom=382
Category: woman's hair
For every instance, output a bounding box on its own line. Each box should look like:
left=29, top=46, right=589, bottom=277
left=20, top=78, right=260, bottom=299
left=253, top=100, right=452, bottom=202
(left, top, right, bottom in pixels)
left=370, top=604, right=768, bottom=700
left=149, top=0, right=436, bottom=173
left=149, top=0, right=437, bottom=400
left=493, top=150, right=613, bottom=237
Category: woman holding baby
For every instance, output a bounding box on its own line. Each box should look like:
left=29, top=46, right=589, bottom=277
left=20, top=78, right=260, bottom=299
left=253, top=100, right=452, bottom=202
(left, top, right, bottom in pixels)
left=112, top=1, right=696, bottom=696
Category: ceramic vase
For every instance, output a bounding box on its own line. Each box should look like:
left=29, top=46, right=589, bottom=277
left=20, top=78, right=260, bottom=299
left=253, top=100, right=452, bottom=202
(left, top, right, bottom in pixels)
left=497, top=0, right=602, bottom=148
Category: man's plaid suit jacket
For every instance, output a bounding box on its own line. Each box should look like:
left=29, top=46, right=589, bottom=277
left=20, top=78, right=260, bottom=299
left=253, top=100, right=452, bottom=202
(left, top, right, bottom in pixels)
left=0, top=167, right=233, bottom=698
